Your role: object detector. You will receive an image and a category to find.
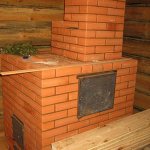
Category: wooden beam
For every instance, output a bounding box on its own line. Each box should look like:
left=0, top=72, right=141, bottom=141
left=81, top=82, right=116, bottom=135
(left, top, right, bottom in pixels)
left=0, top=67, right=50, bottom=76
left=52, top=109, right=150, bottom=150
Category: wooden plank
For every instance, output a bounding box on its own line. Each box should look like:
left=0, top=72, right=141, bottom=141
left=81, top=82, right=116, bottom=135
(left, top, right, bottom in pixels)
left=0, top=0, right=64, bottom=9
left=135, top=92, right=150, bottom=109
left=137, top=57, right=150, bottom=74
left=136, top=73, right=150, bottom=95
left=126, top=0, right=150, bottom=5
left=124, top=21, right=150, bottom=40
left=0, top=28, right=51, bottom=47
left=123, top=38, right=150, bottom=58
left=0, top=21, right=51, bottom=29
left=52, top=109, right=150, bottom=150
left=0, top=7, right=64, bottom=22
left=125, top=7, right=150, bottom=22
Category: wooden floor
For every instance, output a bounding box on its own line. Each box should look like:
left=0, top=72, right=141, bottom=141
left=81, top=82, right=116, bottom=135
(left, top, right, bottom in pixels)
left=0, top=109, right=149, bottom=150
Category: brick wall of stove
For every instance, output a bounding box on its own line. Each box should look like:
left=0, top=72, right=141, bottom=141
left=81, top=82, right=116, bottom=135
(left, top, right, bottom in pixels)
left=1, top=55, right=137, bottom=149
left=52, top=0, right=126, bottom=61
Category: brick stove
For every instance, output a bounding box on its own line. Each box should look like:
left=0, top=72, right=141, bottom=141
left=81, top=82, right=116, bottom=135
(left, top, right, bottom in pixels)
left=1, top=0, right=137, bottom=150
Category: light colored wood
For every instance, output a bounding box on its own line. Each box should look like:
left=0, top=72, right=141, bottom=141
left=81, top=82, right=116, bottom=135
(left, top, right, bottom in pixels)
left=52, top=109, right=150, bottom=150
left=0, top=67, right=51, bottom=76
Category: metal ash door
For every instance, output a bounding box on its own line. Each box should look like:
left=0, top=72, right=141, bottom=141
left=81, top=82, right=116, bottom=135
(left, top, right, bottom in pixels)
left=12, top=115, right=24, bottom=150
left=78, top=71, right=116, bottom=118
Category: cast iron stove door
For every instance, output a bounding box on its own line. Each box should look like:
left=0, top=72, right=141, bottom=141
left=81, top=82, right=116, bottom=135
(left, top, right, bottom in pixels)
left=78, top=71, right=116, bottom=118
left=12, top=115, right=24, bottom=150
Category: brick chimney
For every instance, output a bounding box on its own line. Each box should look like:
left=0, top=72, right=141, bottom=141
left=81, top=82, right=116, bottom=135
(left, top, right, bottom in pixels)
left=52, top=0, right=125, bottom=61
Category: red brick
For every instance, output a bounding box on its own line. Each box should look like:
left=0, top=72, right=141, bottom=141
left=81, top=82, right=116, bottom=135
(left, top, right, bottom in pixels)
left=96, top=31, right=115, bottom=38
left=126, top=94, right=134, bottom=101
left=126, top=101, right=134, bottom=108
left=120, top=74, right=136, bottom=82
left=68, top=108, right=77, bottom=117
left=105, top=52, right=122, bottom=60
left=115, top=31, right=123, bottom=38
left=117, top=1, right=126, bottom=9
left=115, top=82, right=128, bottom=90
left=114, top=96, right=126, bottom=104
left=40, top=69, right=56, bottom=79
left=95, top=46, right=114, bottom=53
left=41, top=87, right=55, bottom=98
left=115, top=24, right=124, bottom=31
left=126, top=106, right=133, bottom=114
left=79, top=38, right=105, bottom=46
left=79, top=123, right=99, bottom=133
left=80, top=6, right=108, bottom=15
left=103, top=63, right=113, bottom=71
left=106, top=39, right=123, bottom=46
left=79, top=22, right=107, bottom=30
left=55, top=116, right=78, bottom=127
left=128, top=80, right=136, bottom=88
left=42, top=111, right=67, bottom=122
left=56, top=28, right=71, bottom=36
left=64, top=14, right=72, bottom=20
left=113, top=102, right=126, bottom=111
left=64, top=50, right=78, bottom=60
left=116, top=16, right=125, bottom=24
left=72, top=14, right=97, bottom=22
left=129, top=67, right=137, bottom=74
left=42, top=126, right=67, bottom=138
left=68, top=120, right=89, bottom=131
left=79, top=112, right=100, bottom=121
left=92, top=64, right=103, bottom=72
left=52, top=34, right=64, bottom=42
left=52, top=47, right=64, bottom=56
left=122, top=60, right=138, bottom=68
left=65, top=0, right=97, bottom=6
left=42, top=121, right=54, bottom=131
left=114, top=46, right=122, bottom=52
left=117, top=68, right=130, bottom=76
left=85, top=54, right=105, bottom=61
left=52, top=41, right=70, bottom=50
left=98, top=0, right=117, bottom=8
left=82, top=65, right=93, bottom=73
left=55, top=100, right=77, bottom=111
left=119, top=87, right=135, bottom=96
left=42, top=105, right=55, bottom=114
left=69, top=75, right=78, bottom=84
left=41, top=94, right=68, bottom=106
left=65, top=6, right=80, bottom=13
left=42, top=77, right=68, bottom=88
left=55, top=130, right=78, bottom=142
left=109, top=109, right=126, bottom=119
left=41, top=137, right=54, bottom=147
left=108, top=8, right=125, bottom=16
left=71, top=30, right=95, bottom=38
left=115, top=90, right=120, bottom=98
left=69, top=92, right=78, bottom=100
left=97, top=15, right=116, bottom=23
left=113, top=61, right=122, bottom=69
left=64, top=36, right=78, bottom=44
left=89, top=116, right=101, bottom=124
left=56, top=66, right=81, bottom=77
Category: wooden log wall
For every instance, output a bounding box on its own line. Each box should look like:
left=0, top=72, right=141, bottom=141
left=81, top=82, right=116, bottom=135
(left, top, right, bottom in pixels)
left=0, top=0, right=64, bottom=133
left=123, top=0, right=150, bottom=109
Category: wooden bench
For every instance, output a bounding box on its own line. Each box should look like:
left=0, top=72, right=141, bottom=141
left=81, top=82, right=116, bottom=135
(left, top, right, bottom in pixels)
left=52, top=109, right=150, bottom=150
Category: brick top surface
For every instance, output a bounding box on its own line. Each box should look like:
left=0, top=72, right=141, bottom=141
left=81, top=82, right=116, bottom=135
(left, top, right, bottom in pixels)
left=1, top=54, right=135, bottom=72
